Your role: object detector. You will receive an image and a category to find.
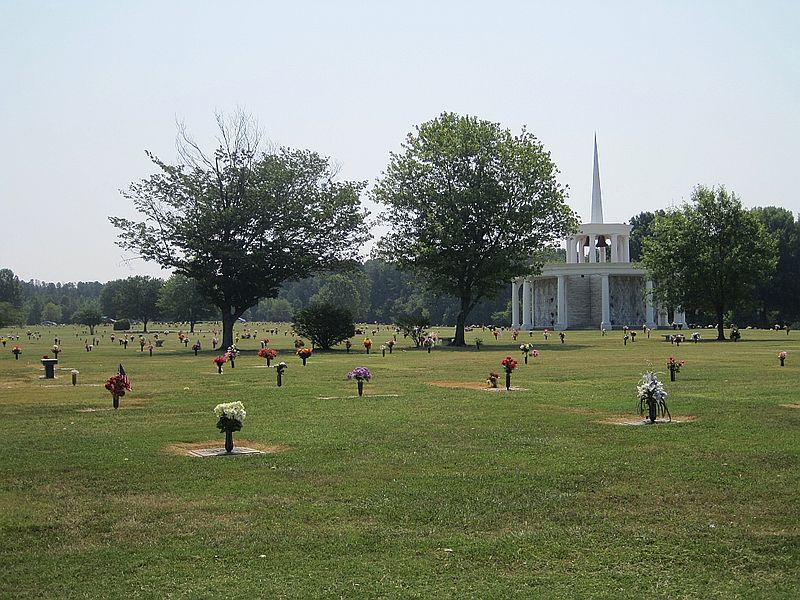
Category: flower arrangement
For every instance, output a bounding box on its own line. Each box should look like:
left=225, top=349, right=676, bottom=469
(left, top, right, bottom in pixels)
left=258, top=347, right=279, bottom=366
left=637, top=371, right=670, bottom=423
left=779, top=350, right=787, bottom=366
left=501, top=356, right=518, bottom=372
left=297, top=347, right=313, bottom=365
left=294, top=338, right=305, bottom=349
left=213, top=355, right=227, bottom=373
left=347, top=366, right=372, bottom=396
left=519, top=344, right=539, bottom=364
left=422, top=336, right=434, bottom=353
left=500, top=356, right=518, bottom=390
left=347, top=366, right=372, bottom=382
left=487, top=372, right=500, bottom=388
left=261, top=337, right=270, bottom=348
left=51, top=344, right=61, bottom=357
left=12, top=345, right=22, bottom=359
left=667, top=356, right=685, bottom=381
left=104, top=373, right=131, bottom=409
left=345, top=339, right=353, bottom=352
left=214, top=401, right=246, bottom=453
left=386, top=340, right=396, bottom=354
left=363, top=338, right=373, bottom=353
left=214, top=401, right=246, bottom=431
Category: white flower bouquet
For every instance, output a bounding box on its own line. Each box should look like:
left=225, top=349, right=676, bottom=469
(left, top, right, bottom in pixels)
left=637, top=371, right=670, bottom=423
left=214, top=401, right=246, bottom=432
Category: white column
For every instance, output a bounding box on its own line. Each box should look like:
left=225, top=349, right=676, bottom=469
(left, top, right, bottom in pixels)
left=556, top=275, right=568, bottom=330
left=601, top=274, right=610, bottom=330
left=610, top=235, right=619, bottom=262
left=589, top=236, right=596, bottom=263
left=511, top=281, right=520, bottom=328
left=521, top=280, right=532, bottom=329
left=622, top=236, right=630, bottom=262
left=645, top=280, right=656, bottom=329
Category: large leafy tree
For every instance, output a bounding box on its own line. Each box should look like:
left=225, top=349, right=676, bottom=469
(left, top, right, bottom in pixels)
left=292, top=303, right=355, bottom=350
left=117, top=276, right=163, bottom=333
left=628, top=210, right=665, bottom=262
left=110, top=113, right=367, bottom=348
left=72, top=300, right=103, bottom=335
left=641, top=185, right=777, bottom=340
left=0, top=268, right=23, bottom=307
left=157, top=274, right=215, bottom=333
left=372, top=112, right=577, bottom=345
left=751, top=207, right=800, bottom=325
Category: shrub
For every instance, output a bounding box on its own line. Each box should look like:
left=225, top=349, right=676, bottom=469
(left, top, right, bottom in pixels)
left=292, top=303, right=355, bottom=350
left=113, top=319, right=131, bottom=331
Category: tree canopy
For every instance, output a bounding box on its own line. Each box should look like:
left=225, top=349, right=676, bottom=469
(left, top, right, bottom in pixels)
left=641, top=185, right=777, bottom=340
left=372, top=112, right=577, bottom=345
left=292, top=303, right=355, bottom=350
left=110, top=113, right=368, bottom=347
left=157, top=274, right=214, bottom=332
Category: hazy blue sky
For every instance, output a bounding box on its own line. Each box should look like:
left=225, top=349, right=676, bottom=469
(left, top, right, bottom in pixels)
left=2, top=1, right=797, bottom=283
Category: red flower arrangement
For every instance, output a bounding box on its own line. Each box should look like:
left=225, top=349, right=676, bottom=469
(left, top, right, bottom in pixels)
left=104, top=374, right=131, bottom=397
left=501, top=356, right=518, bottom=372
left=258, top=347, right=279, bottom=366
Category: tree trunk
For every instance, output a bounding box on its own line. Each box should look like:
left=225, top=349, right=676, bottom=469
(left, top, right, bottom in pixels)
left=716, top=305, right=726, bottom=341
left=221, top=309, right=236, bottom=350
left=453, top=296, right=472, bottom=346
left=89, top=324, right=96, bottom=335
left=189, top=320, right=196, bottom=334
left=142, top=319, right=149, bottom=334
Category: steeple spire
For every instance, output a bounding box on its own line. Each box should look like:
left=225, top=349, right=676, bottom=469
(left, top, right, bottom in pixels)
left=591, top=134, right=604, bottom=224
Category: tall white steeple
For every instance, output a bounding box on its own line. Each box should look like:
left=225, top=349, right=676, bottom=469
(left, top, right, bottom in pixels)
left=591, top=134, right=603, bottom=224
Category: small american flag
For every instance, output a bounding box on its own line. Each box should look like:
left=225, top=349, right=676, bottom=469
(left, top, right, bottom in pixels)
left=118, top=364, right=131, bottom=391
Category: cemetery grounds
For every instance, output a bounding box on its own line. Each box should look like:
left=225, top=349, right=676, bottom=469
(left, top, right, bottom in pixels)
left=0, top=324, right=798, bottom=598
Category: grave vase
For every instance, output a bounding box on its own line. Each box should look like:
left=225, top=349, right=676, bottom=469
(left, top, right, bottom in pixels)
left=648, top=403, right=657, bottom=423
left=357, top=380, right=364, bottom=397
left=225, top=426, right=234, bottom=453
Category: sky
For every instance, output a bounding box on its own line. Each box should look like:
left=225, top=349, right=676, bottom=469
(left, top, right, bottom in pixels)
left=2, top=0, right=798, bottom=284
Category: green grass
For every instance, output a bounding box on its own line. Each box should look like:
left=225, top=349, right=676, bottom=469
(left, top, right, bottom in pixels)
left=1, top=324, right=798, bottom=599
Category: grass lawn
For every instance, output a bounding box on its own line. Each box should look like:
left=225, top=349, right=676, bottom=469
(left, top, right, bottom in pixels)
left=1, top=324, right=798, bottom=599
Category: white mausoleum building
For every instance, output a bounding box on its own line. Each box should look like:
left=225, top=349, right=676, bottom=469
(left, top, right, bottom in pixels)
left=511, top=138, right=684, bottom=331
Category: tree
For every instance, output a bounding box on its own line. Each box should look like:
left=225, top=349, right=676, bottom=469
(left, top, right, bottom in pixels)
left=72, top=300, right=103, bottom=335
left=100, top=279, right=125, bottom=319
left=0, top=268, right=22, bottom=307
left=372, top=112, right=577, bottom=345
left=641, top=185, right=777, bottom=340
left=116, top=276, right=163, bottom=333
left=628, top=210, right=664, bottom=262
left=0, top=302, right=23, bottom=327
left=310, top=272, right=370, bottom=320
left=110, top=113, right=367, bottom=348
left=157, top=274, right=214, bottom=332
left=292, top=303, right=355, bottom=350
left=394, top=312, right=430, bottom=347
left=751, top=207, right=800, bottom=325
left=41, top=302, right=63, bottom=323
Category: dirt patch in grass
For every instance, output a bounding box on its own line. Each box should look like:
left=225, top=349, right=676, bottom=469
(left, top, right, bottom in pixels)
left=599, top=415, right=698, bottom=425
left=164, top=440, right=289, bottom=456
left=779, top=403, right=800, bottom=409
left=427, top=381, right=528, bottom=391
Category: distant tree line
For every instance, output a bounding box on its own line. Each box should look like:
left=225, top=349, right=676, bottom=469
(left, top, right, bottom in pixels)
left=0, top=260, right=510, bottom=330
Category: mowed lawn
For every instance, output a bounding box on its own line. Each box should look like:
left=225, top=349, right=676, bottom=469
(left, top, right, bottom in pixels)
left=1, top=324, right=798, bottom=599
